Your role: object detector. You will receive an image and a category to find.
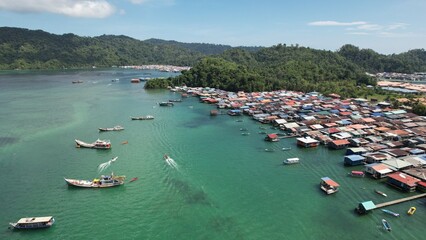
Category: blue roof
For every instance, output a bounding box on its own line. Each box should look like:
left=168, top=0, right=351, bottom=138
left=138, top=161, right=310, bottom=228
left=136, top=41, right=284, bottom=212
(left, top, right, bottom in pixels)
left=345, top=155, right=365, bottom=161
left=371, top=112, right=384, bottom=117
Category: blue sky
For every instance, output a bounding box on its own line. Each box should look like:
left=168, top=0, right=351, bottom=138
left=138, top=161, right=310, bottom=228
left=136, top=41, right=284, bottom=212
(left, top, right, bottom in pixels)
left=0, top=0, right=425, bottom=54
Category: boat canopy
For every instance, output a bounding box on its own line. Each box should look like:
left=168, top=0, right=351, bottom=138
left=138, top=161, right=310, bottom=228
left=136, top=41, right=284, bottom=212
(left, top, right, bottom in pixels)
left=17, top=216, right=53, bottom=224
left=321, top=177, right=340, bottom=187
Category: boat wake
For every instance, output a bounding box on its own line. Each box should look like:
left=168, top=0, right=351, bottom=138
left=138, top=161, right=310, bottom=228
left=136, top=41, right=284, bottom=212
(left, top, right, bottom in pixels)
left=164, top=155, right=179, bottom=170
left=98, top=157, right=118, bottom=172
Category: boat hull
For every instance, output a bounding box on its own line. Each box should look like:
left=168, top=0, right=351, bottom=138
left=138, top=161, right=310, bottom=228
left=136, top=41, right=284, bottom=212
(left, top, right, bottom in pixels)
left=9, top=217, right=55, bottom=230
left=64, top=178, right=124, bottom=188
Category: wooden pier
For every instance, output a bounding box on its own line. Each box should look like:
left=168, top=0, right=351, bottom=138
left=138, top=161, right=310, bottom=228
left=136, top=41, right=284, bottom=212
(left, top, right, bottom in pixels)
left=374, top=193, right=426, bottom=209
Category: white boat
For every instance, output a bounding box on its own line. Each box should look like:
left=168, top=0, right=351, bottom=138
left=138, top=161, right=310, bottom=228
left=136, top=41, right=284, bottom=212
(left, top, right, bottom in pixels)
left=320, top=177, right=340, bottom=194
left=382, top=209, right=400, bottom=217
left=64, top=173, right=125, bottom=188
left=9, top=216, right=55, bottom=229
left=99, top=125, right=124, bottom=131
left=75, top=139, right=111, bottom=149
left=382, top=219, right=391, bottom=231
left=283, top=157, right=299, bottom=164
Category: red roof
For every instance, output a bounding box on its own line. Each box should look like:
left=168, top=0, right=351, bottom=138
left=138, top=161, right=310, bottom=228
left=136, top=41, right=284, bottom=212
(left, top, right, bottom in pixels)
left=387, top=172, right=420, bottom=187
left=331, top=139, right=350, bottom=145
left=418, top=181, right=426, bottom=187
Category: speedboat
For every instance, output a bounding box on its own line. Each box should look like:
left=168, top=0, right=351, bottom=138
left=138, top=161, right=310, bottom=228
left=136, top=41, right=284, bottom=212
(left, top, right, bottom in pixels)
left=131, top=115, right=154, bottom=120
left=9, top=216, right=55, bottom=229
left=382, top=209, right=400, bottom=217
left=75, top=139, right=111, bottom=149
left=64, top=173, right=125, bottom=188
left=382, top=219, right=391, bottom=231
left=375, top=190, right=387, bottom=197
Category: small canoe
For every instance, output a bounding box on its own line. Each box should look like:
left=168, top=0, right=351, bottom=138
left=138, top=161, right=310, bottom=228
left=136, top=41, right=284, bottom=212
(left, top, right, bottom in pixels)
left=129, top=177, right=138, bottom=183
left=382, top=219, right=391, bottom=231
left=407, top=207, right=416, bottom=215
left=375, top=190, right=387, bottom=197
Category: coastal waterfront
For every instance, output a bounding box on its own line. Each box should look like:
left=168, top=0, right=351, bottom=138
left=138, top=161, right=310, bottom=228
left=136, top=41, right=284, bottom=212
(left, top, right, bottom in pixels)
left=0, top=70, right=424, bottom=240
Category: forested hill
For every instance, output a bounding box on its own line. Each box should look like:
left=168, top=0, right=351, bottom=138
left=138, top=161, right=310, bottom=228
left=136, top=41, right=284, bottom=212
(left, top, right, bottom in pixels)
left=163, top=45, right=375, bottom=98
left=1, top=27, right=425, bottom=75
left=338, top=44, right=426, bottom=73
left=144, top=38, right=262, bottom=55
left=0, top=27, right=205, bottom=69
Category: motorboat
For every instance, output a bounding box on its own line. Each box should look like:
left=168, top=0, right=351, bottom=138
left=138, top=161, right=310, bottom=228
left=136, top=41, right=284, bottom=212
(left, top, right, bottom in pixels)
left=75, top=139, right=111, bottom=149
left=382, top=209, right=400, bottom=217
left=320, top=177, right=340, bottom=194
left=375, top=190, right=387, bottom=197
left=349, top=171, right=365, bottom=177
left=159, top=102, right=174, bottom=107
left=99, top=125, right=124, bottom=131
left=131, top=115, right=154, bottom=120
left=9, top=216, right=55, bottom=229
left=283, top=157, right=299, bottom=165
left=64, top=173, right=125, bottom=188
left=382, top=219, right=391, bottom=231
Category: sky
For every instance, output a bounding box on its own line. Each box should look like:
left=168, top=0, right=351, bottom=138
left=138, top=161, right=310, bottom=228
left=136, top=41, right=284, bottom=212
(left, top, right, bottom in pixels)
left=0, top=0, right=425, bottom=54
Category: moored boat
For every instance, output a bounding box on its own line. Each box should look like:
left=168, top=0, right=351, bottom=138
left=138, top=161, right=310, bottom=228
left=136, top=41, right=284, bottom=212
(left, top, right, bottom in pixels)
left=64, top=173, right=125, bottom=188
left=382, top=209, right=400, bottom=217
left=407, top=206, right=416, bottom=215
left=320, top=177, right=340, bottom=194
left=349, top=170, right=365, bottom=177
left=159, top=102, right=174, bottom=107
left=375, top=189, right=388, bottom=197
left=9, top=216, right=55, bottom=229
left=75, top=139, right=111, bottom=149
left=129, top=177, right=138, bottom=183
left=99, top=125, right=124, bottom=131
left=382, top=219, right=391, bottom=231
left=283, top=157, right=299, bottom=165
left=131, top=115, right=154, bottom=120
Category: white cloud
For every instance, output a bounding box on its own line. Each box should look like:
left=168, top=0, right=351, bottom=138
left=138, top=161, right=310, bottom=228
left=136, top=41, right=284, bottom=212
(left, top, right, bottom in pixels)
left=356, top=24, right=382, bottom=31
left=347, top=32, right=369, bottom=35
left=387, top=23, right=408, bottom=30
left=0, top=0, right=115, bottom=18
left=128, top=0, right=175, bottom=6
left=308, top=21, right=367, bottom=26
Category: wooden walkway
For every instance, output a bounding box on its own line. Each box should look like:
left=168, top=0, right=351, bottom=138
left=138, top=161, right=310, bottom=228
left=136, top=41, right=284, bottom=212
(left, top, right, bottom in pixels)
left=374, top=193, right=426, bottom=209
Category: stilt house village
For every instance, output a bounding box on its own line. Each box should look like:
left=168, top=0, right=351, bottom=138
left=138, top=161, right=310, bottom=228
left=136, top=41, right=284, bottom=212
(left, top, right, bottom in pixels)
left=172, top=86, right=426, bottom=195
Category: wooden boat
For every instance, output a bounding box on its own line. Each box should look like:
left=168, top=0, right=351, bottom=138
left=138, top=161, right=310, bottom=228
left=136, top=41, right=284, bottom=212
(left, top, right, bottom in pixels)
left=159, top=102, right=174, bottom=107
left=283, top=157, right=299, bottom=165
left=99, top=125, right=124, bottom=131
left=382, top=219, right=391, bottom=231
left=72, top=80, right=83, bottom=84
left=168, top=99, right=182, bottom=102
left=75, top=139, right=111, bottom=149
left=375, top=189, right=388, bottom=197
left=320, top=177, right=340, bottom=194
left=349, top=170, right=365, bottom=177
left=131, top=115, right=154, bottom=120
left=64, top=173, right=125, bottom=188
left=382, top=209, right=400, bottom=217
left=407, top=207, right=416, bottom=215
left=129, top=177, right=138, bottom=183
left=9, top=216, right=55, bottom=229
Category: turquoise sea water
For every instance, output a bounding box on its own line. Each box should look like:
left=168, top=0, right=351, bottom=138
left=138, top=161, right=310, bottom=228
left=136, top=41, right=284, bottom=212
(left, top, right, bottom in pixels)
left=0, top=69, right=424, bottom=240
